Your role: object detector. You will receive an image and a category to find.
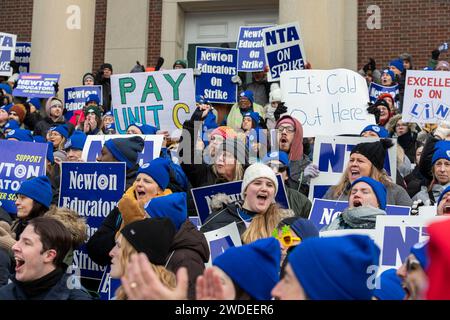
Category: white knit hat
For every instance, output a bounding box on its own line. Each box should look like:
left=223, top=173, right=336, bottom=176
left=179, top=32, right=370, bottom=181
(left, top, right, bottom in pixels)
left=241, top=163, right=278, bottom=198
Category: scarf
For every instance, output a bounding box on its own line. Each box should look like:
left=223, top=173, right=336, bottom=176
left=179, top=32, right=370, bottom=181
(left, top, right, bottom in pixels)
left=341, top=206, right=386, bottom=229
left=15, top=267, right=64, bottom=299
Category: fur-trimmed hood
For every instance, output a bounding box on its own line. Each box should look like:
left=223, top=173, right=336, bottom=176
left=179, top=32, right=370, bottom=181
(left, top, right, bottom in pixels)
left=386, top=114, right=418, bottom=135
left=45, top=206, right=88, bottom=248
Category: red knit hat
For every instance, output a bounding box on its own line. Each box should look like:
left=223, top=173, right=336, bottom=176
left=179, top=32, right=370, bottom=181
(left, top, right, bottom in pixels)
left=211, top=126, right=237, bottom=140
left=377, top=93, right=396, bottom=111
left=9, top=104, right=27, bottom=123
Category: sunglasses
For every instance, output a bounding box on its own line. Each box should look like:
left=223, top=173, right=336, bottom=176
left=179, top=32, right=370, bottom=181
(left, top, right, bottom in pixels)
left=272, top=226, right=301, bottom=248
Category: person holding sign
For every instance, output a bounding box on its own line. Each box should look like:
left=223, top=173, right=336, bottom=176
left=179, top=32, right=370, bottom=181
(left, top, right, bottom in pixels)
left=225, top=90, right=265, bottom=131
left=101, top=111, right=115, bottom=134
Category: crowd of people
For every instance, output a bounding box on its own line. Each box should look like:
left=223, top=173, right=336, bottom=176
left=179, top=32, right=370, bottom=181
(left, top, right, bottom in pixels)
left=0, top=46, right=450, bottom=301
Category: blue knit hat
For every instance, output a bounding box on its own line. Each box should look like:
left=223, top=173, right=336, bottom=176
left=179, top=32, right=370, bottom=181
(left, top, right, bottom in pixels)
left=4, top=119, right=20, bottom=131
left=243, top=112, right=260, bottom=126
left=410, top=241, right=428, bottom=270
left=32, top=135, right=46, bottom=143
left=17, top=176, right=53, bottom=208
left=104, top=136, right=144, bottom=169
left=373, top=269, right=405, bottom=300
left=213, top=237, right=281, bottom=300
left=64, top=130, right=87, bottom=151
left=432, top=140, right=450, bottom=165
left=103, top=111, right=113, bottom=119
left=49, top=124, right=69, bottom=139
left=127, top=122, right=158, bottom=135
left=137, top=158, right=171, bottom=190
left=389, top=59, right=404, bottom=73
left=382, top=69, right=395, bottom=82
left=351, top=176, right=387, bottom=210
left=144, top=192, right=187, bottom=231
left=6, top=129, right=34, bottom=142
left=360, top=125, right=389, bottom=138
left=239, top=90, right=254, bottom=104
left=45, top=142, right=54, bottom=164
left=437, top=185, right=450, bottom=206
left=86, top=93, right=100, bottom=105
left=289, top=218, right=319, bottom=240
left=288, top=235, right=380, bottom=300
left=1, top=103, right=13, bottom=113
left=196, top=95, right=210, bottom=105
left=28, top=97, right=42, bottom=110
left=0, top=83, right=12, bottom=95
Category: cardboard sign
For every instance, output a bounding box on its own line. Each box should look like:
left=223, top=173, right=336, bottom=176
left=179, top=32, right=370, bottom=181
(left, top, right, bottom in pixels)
left=14, top=42, right=31, bottom=73
left=195, top=46, right=238, bottom=104
left=368, top=82, right=399, bottom=107
left=237, top=26, right=271, bottom=72
left=308, top=136, right=397, bottom=200
left=64, top=85, right=103, bottom=120
left=111, top=69, right=195, bottom=136
left=13, top=73, right=60, bottom=98
left=58, top=162, right=126, bottom=280
left=402, top=70, right=450, bottom=123
left=281, top=69, right=375, bottom=137
left=191, top=175, right=289, bottom=224
left=0, top=32, right=17, bottom=76
left=202, top=222, right=242, bottom=267
left=81, top=134, right=164, bottom=166
left=0, top=140, right=47, bottom=214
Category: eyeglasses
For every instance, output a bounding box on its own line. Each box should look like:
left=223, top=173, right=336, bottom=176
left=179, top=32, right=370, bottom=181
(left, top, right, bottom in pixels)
left=277, top=125, right=295, bottom=133
left=406, top=257, right=421, bottom=272
left=272, top=226, right=301, bottom=248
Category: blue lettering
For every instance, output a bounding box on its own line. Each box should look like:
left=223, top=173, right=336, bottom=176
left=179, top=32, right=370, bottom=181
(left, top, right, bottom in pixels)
left=136, top=140, right=154, bottom=165
left=382, top=226, right=420, bottom=266
left=87, top=141, right=103, bottom=162
left=265, top=30, right=277, bottom=46
left=436, top=104, right=450, bottom=119
left=286, top=26, right=300, bottom=41
left=319, top=143, right=346, bottom=172
left=410, top=103, right=421, bottom=117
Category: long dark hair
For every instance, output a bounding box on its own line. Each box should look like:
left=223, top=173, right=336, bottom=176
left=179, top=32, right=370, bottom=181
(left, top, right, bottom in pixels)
left=26, top=201, right=49, bottom=220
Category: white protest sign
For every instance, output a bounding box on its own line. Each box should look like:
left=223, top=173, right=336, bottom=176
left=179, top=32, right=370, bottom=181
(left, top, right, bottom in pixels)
left=0, top=32, right=17, bottom=76
left=418, top=205, right=437, bottom=218
left=111, top=69, right=195, bottom=137
left=202, top=222, right=242, bottom=267
left=320, top=229, right=376, bottom=240
left=402, top=70, right=450, bottom=124
left=281, top=69, right=375, bottom=137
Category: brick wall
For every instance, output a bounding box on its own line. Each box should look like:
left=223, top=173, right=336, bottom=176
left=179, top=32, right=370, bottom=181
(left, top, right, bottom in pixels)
left=358, top=0, right=450, bottom=71
left=0, top=0, right=34, bottom=42
left=92, top=0, right=107, bottom=73
left=147, top=0, right=162, bottom=68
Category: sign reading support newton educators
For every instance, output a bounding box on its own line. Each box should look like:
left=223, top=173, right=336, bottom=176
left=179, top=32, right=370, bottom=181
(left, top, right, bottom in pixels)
left=191, top=175, right=289, bottom=224
left=237, top=26, right=271, bottom=72
left=308, top=136, right=397, bottom=200
left=15, top=42, right=31, bottom=73
left=13, top=73, right=60, bottom=98
left=0, top=140, right=47, bottom=214
left=402, top=70, right=450, bottom=124
left=111, top=69, right=195, bottom=136
left=58, top=162, right=126, bottom=280
left=0, top=32, right=17, bottom=76
left=64, top=85, right=103, bottom=120
left=195, top=47, right=238, bottom=104
left=202, top=222, right=242, bottom=267
left=262, top=22, right=306, bottom=82
left=281, top=69, right=375, bottom=137
left=368, top=82, right=399, bottom=106
left=81, top=134, right=164, bottom=166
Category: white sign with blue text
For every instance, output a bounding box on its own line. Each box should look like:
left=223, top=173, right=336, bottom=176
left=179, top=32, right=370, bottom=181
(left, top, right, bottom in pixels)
left=203, top=222, right=242, bottom=267
left=0, top=32, right=17, bottom=76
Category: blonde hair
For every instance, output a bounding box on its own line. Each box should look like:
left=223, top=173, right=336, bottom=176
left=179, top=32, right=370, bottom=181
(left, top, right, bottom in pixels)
left=56, top=137, right=67, bottom=151
left=114, top=236, right=176, bottom=300
left=212, top=160, right=245, bottom=182
left=241, top=203, right=285, bottom=244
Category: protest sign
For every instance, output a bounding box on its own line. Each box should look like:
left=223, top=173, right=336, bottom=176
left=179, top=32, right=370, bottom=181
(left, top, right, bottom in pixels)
left=202, top=222, right=242, bottom=267
left=59, top=162, right=126, bottom=280
left=13, top=73, right=60, bottom=98
left=308, top=136, right=397, bottom=200
left=81, top=134, right=164, bottom=166
left=309, top=199, right=411, bottom=232
left=195, top=46, right=238, bottom=104
left=64, top=85, right=103, bottom=120
left=0, top=140, right=47, bottom=214
left=0, top=32, right=17, bottom=76
left=418, top=205, right=437, bottom=217
left=281, top=69, right=375, bottom=137
left=368, top=82, right=399, bottom=107
left=237, top=26, right=271, bottom=72
left=98, top=265, right=122, bottom=300
left=111, top=69, right=195, bottom=136
left=402, top=70, right=450, bottom=123
left=191, top=175, right=289, bottom=224
left=15, top=42, right=31, bottom=73
left=262, top=22, right=306, bottom=82
left=320, top=229, right=376, bottom=240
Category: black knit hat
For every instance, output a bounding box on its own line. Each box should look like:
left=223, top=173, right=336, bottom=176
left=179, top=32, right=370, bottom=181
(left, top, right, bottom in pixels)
left=350, top=139, right=394, bottom=170
left=104, top=136, right=144, bottom=169
left=101, top=63, right=113, bottom=72
left=120, top=218, right=176, bottom=265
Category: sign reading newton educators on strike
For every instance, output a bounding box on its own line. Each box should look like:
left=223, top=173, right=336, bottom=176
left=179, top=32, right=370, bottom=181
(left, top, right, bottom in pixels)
left=111, top=69, right=195, bottom=137
left=15, top=42, right=31, bottom=73
left=237, top=26, right=271, bottom=72
left=13, top=73, right=60, bottom=98
left=81, top=134, right=164, bottom=166
left=308, top=136, right=397, bottom=200
left=262, top=22, right=306, bottom=82
left=0, top=140, right=47, bottom=214
left=191, top=175, right=289, bottom=225
left=368, top=82, right=399, bottom=106
left=202, top=222, right=242, bottom=267
left=0, top=32, right=17, bottom=76
left=195, top=47, right=238, bottom=104
left=281, top=69, right=375, bottom=137
left=59, top=162, right=126, bottom=280
left=403, top=70, right=450, bottom=124
left=64, top=85, right=103, bottom=120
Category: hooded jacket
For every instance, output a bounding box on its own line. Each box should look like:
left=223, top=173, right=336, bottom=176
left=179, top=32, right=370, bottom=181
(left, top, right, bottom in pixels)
left=321, top=206, right=386, bottom=231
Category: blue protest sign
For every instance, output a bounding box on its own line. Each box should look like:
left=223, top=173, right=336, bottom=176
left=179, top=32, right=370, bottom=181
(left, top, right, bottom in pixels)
left=15, top=42, right=31, bottom=73
left=202, top=222, right=242, bottom=266
left=368, top=82, right=399, bottom=106
left=191, top=175, right=289, bottom=224
left=98, top=265, right=122, bottom=300
left=59, top=162, right=126, bottom=280
left=64, top=85, right=103, bottom=120
left=0, top=32, right=17, bottom=76
left=262, top=22, right=306, bottom=82
left=13, top=73, right=60, bottom=98
left=195, top=46, right=238, bottom=104
left=0, top=140, right=47, bottom=214
left=309, top=199, right=411, bottom=231
left=237, top=26, right=271, bottom=72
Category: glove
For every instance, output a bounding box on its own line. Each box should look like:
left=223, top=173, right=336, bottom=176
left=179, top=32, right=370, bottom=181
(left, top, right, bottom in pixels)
left=0, top=221, right=17, bottom=251
left=367, top=103, right=381, bottom=124
left=303, top=163, right=320, bottom=179
left=438, top=42, right=449, bottom=53
left=118, top=186, right=147, bottom=230
left=231, top=75, right=242, bottom=86
left=193, top=68, right=202, bottom=77
left=53, top=82, right=59, bottom=95
left=434, top=120, right=450, bottom=140
left=410, top=199, right=424, bottom=216
left=274, top=103, right=287, bottom=121
left=431, top=49, right=441, bottom=61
